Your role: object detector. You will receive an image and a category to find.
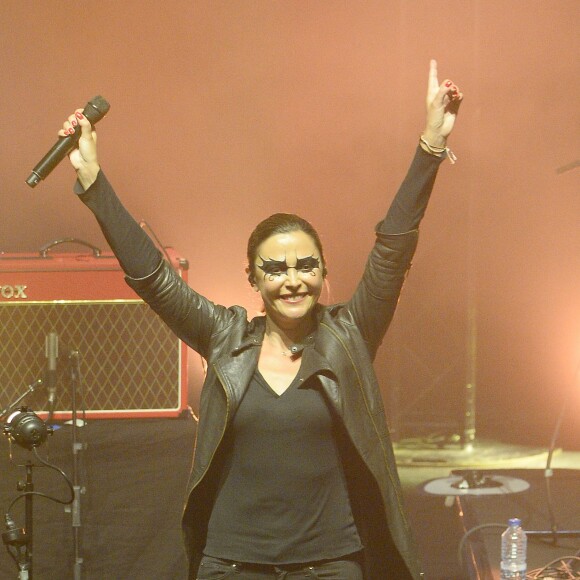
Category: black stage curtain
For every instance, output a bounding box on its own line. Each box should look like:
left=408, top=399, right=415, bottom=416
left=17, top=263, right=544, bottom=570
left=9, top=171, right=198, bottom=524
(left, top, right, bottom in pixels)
left=0, top=416, right=196, bottom=579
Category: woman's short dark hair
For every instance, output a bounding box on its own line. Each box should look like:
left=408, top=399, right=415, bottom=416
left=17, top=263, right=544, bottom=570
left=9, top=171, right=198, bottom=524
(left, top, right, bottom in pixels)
left=247, top=213, right=327, bottom=285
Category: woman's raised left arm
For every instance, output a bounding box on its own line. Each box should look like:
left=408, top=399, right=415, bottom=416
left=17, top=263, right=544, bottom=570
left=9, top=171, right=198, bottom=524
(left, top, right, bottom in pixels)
left=346, top=60, right=463, bottom=357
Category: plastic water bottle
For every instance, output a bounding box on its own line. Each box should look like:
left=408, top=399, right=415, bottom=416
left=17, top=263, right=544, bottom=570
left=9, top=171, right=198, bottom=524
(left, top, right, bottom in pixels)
left=500, top=517, right=527, bottom=579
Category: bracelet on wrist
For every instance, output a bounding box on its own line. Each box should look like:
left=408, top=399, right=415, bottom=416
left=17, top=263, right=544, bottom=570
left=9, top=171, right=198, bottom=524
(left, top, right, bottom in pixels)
left=419, top=135, right=457, bottom=164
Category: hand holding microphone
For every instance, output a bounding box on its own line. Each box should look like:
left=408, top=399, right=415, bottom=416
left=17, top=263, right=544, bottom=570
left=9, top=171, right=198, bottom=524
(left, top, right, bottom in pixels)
left=60, top=106, right=103, bottom=191
left=26, top=95, right=108, bottom=189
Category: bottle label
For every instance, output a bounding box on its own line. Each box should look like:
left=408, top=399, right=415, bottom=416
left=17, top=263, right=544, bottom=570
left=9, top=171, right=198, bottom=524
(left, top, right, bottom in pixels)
left=500, top=562, right=526, bottom=572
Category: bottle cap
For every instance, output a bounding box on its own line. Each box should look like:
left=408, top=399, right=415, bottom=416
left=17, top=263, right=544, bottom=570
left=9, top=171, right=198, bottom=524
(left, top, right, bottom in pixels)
left=508, top=518, right=522, bottom=526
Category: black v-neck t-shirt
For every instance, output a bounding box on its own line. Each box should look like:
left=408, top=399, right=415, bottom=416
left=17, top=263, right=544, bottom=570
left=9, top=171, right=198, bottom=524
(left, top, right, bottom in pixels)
left=203, top=366, right=362, bottom=564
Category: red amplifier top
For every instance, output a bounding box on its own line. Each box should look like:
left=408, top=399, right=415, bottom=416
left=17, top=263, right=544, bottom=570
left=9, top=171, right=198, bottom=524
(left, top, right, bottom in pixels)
left=0, top=244, right=188, bottom=302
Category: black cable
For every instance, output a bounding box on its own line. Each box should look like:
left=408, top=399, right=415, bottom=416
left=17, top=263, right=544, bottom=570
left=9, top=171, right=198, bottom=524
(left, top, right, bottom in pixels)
left=457, top=522, right=506, bottom=571
left=5, top=549, right=18, bottom=565
left=5, top=447, right=75, bottom=516
left=530, top=555, right=580, bottom=578
left=458, top=524, right=580, bottom=577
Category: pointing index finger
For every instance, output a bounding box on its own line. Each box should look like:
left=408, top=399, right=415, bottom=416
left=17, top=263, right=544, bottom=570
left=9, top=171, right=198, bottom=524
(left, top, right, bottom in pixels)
left=428, top=59, right=439, bottom=93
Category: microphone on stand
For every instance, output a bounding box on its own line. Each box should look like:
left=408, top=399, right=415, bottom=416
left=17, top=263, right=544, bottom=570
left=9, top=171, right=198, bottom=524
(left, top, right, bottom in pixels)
left=45, top=332, right=59, bottom=421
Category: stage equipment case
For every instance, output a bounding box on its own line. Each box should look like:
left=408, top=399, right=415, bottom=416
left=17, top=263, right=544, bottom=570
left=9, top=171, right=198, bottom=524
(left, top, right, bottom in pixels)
left=0, top=242, right=189, bottom=419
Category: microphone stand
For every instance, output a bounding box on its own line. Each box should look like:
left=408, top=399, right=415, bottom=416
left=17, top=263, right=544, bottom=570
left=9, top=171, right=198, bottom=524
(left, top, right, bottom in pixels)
left=0, top=380, right=43, bottom=423
left=66, top=351, right=85, bottom=580
left=3, top=458, right=37, bottom=580
left=3, top=444, right=75, bottom=580
left=22, top=461, right=34, bottom=580
left=540, top=359, right=580, bottom=544
left=2, top=380, right=46, bottom=580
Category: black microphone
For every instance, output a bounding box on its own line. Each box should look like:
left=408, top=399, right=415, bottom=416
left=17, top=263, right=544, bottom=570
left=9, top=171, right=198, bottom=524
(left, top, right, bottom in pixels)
left=26, top=95, right=110, bottom=188
left=45, top=332, right=59, bottom=419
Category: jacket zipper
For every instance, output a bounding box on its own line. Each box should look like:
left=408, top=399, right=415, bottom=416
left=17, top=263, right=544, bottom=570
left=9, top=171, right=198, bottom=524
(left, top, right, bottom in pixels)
left=319, top=321, right=410, bottom=528
left=188, top=364, right=231, bottom=492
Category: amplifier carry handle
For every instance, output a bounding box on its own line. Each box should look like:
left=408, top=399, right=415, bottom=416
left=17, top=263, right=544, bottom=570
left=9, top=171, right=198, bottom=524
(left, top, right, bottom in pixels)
left=39, top=238, right=102, bottom=258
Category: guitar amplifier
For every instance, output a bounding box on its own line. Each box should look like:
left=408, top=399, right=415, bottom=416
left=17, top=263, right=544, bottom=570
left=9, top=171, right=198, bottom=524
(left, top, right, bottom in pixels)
left=0, top=241, right=189, bottom=420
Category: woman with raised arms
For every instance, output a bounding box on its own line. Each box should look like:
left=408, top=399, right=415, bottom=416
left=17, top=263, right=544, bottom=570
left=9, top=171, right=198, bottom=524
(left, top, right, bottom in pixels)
left=59, top=59, right=462, bottom=579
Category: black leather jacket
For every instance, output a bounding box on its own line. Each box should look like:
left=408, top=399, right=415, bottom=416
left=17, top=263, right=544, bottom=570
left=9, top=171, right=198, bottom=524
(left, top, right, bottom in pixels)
left=94, top=148, right=445, bottom=580
left=124, top=186, right=441, bottom=579
left=127, top=229, right=422, bottom=579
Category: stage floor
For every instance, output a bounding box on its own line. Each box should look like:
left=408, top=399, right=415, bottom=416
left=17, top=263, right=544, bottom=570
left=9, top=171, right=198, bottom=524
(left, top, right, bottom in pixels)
left=1, top=418, right=577, bottom=579
left=394, top=437, right=558, bottom=468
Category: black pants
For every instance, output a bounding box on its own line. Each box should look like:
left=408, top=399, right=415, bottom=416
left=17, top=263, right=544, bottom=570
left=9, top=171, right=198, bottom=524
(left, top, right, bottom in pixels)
left=196, top=554, right=364, bottom=580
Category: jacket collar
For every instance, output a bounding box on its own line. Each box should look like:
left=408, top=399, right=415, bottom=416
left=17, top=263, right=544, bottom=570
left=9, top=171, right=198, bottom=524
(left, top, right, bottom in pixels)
left=232, top=312, right=319, bottom=356
left=216, top=311, right=340, bottom=416
left=231, top=315, right=266, bottom=355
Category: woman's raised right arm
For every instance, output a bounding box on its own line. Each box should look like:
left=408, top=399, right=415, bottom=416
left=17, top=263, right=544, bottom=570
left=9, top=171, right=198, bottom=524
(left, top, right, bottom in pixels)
left=60, top=110, right=233, bottom=356
left=61, top=109, right=162, bottom=279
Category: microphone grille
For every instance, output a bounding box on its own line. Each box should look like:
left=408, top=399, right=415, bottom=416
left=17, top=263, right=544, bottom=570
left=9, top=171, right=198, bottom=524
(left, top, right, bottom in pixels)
left=83, top=95, right=110, bottom=124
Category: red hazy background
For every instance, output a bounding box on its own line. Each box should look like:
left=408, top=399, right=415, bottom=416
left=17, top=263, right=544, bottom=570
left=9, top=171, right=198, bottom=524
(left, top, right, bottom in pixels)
left=1, top=1, right=578, bottom=447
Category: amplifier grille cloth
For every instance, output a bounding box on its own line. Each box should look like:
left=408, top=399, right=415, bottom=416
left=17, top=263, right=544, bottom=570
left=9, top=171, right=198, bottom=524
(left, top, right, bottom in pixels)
left=0, top=302, right=181, bottom=414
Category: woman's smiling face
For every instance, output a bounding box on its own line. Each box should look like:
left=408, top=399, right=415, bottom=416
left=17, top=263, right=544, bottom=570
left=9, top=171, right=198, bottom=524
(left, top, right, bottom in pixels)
left=252, top=230, right=324, bottom=330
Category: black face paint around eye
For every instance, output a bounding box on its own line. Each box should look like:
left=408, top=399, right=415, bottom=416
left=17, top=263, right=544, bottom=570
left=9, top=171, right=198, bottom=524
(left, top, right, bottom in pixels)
left=295, top=256, right=320, bottom=273
left=257, top=255, right=321, bottom=279
left=258, top=257, right=289, bottom=277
